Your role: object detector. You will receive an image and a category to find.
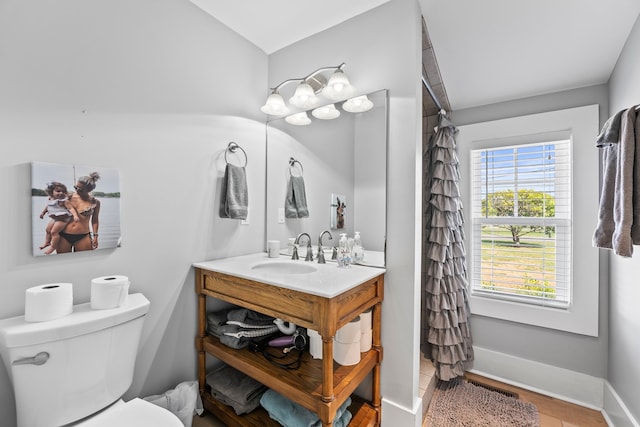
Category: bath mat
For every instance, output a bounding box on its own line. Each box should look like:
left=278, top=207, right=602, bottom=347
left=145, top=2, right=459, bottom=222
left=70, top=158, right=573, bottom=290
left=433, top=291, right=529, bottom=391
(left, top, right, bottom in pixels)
left=425, top=378, right=540, bottom=427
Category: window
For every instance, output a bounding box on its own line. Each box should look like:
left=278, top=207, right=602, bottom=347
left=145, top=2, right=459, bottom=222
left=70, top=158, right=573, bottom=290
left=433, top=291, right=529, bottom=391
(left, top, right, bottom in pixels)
left=456, top=105, right=599, bottom=336
left=470, top=140, right=571, bottom=308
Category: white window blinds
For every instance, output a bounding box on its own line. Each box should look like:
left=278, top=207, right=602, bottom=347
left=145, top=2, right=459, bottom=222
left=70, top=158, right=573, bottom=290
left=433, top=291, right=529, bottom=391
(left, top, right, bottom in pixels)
left=470, top=140, right=572, bottom=308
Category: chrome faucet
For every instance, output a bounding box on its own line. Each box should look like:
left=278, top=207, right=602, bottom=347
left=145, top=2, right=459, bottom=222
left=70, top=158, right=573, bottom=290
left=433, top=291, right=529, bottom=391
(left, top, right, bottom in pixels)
left=293, top=232, right=313, bottom=261
left=317, top=230, right=333, bottom=264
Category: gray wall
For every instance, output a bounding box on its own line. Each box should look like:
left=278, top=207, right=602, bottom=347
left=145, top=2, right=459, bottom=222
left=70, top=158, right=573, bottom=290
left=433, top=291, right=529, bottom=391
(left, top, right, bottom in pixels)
left=268, top=1, right=425, bottom=424
left=607, top=14, right=640, bottom=424
left=0, top=1, right=268, bottom=425
left=451, top=84, right=610, bottom=378
left=0, top=1, right=426, bottom=426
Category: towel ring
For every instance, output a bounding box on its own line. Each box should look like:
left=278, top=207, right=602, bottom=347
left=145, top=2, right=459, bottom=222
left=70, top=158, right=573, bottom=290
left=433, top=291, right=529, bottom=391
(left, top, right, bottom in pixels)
left=289, top=157, right=304, bottom=177
left=225, top=142, right=248, bottom=167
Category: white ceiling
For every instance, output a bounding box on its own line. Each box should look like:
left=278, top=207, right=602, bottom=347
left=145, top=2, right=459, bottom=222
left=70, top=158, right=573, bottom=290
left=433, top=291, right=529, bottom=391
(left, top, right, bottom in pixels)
left=190, top=0, right=640, bottom=111
left=420, top=0, right=640, bottom=110
left=189, top=0, right=392, bottom=55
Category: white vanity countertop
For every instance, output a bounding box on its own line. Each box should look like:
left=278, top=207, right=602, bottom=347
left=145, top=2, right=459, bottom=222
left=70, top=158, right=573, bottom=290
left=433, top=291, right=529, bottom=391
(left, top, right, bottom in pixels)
left=193, top=253, right=385, bottom=298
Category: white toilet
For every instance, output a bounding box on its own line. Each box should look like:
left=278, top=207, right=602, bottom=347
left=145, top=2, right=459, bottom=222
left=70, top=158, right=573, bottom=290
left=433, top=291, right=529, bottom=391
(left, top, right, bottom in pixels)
left=0, top=293, right=183, bottom=427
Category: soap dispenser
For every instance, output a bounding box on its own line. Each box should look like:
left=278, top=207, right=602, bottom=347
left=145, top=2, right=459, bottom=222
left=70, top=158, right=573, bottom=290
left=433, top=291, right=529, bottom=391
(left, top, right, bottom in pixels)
left=352, top=231, right=364, bottom=263
left=337, top=233, right=350, bottom=267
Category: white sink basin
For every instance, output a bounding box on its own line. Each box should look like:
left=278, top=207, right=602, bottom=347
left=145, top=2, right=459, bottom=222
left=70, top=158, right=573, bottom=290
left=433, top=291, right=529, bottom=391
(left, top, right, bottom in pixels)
left=251, top=262, right=317, bottom=275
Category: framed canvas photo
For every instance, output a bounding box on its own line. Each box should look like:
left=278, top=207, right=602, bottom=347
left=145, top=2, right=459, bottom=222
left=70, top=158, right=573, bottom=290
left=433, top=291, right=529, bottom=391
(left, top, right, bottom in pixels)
left=330, top=193, right=346, bottom=230
left=31, top=161, right=121, bottom=256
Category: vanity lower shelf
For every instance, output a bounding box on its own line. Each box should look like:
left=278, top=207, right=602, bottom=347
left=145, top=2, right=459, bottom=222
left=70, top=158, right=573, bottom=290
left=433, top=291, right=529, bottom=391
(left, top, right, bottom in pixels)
left=201, top=388, right=378, bottom=427
left=201, top=334, right=379, bottom=412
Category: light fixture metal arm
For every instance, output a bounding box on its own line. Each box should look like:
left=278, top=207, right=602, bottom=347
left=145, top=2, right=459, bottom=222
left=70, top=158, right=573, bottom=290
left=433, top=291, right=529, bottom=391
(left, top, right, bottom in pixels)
left=269, top=63, right=346, bottom=92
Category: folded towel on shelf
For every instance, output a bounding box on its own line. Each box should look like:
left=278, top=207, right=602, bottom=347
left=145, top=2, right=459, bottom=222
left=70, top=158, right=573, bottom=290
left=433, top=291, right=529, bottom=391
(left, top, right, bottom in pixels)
left=206, top=309, right=232, bottom=338
left=219, top=163, right=248, bottom=220
left=260, top=389, right=352, bottom=427
left=285, top=176, right=309, bottom=218
left=227, top=308, right=276, bottom=327
left=206, top=364, right=266, bottom=415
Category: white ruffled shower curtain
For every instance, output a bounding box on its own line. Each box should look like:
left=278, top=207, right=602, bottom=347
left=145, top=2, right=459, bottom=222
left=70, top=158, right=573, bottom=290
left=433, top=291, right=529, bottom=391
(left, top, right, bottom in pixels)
left=423, top=113, right=474, bottom=381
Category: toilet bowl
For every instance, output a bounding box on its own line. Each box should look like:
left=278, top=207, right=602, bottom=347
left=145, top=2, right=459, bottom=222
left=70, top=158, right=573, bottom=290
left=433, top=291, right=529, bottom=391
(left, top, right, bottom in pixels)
left=72, top=398, right=183, bottom=427
left=0, top=292, right=182, bottom=427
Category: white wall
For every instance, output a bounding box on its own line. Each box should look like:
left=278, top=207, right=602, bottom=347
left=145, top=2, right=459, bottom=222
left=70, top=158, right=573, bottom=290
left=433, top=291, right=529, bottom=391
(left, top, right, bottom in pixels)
left=607, top=13, right=640, bottom=425
left=268, top=1, right=424, bottom=425
left=0, top=1, right=426, bottom=426
left=0, top=1, right=267, bottom=425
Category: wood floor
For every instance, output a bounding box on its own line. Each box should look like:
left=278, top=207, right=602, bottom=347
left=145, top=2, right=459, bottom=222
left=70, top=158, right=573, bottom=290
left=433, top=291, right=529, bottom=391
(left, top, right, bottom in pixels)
left=422, top=372, right=609, bottom=427
left=193, top=371, right=609, bottom=427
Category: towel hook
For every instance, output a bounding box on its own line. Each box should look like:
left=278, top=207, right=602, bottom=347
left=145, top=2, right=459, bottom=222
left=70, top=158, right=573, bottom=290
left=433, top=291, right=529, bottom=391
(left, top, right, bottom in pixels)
left=289, top=157, right=304, bottom=177
left=225, top=142, right=248, bottom=167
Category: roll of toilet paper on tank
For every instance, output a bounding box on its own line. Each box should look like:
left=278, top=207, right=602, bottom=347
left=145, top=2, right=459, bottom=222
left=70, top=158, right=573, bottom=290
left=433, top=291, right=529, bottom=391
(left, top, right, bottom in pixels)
left=91, top=275, right=130, bottom=309
left=24, top=283, right=73, bottom=322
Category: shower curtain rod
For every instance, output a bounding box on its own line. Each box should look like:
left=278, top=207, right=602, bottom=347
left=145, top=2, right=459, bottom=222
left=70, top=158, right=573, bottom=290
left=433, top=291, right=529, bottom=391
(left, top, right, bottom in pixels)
left=421, top=70, right=443, bottom=112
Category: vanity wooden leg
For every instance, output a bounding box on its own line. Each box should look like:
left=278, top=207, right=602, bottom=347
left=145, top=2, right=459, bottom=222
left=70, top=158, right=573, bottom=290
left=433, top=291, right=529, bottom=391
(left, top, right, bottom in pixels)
left=196, top=289, right=207, bottom=397
left=372, top=302, right=382, bottom=411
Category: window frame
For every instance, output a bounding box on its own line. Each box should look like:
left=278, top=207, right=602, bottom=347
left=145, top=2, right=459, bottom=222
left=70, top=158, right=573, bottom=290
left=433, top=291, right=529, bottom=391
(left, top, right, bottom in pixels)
left=456, top=105, right=600, bottom=336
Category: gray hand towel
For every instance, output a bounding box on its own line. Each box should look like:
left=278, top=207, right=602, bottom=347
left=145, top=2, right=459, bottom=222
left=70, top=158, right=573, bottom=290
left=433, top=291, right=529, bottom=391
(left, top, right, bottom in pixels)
left=285, top=176, right=309, bottom=218
left=219, top=164, right=248, bottom=220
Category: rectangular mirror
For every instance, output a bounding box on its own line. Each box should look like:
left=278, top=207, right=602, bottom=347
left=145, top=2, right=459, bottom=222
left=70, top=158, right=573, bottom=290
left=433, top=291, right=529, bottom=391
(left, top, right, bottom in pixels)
left=266, top=89, right=387, bottom=267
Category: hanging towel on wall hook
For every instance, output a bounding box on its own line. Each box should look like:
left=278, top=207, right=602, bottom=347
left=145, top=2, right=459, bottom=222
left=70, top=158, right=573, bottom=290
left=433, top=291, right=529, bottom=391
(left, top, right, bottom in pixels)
left=219, top=142, right=248, bottom=220
left=285, top=157, right=309, bottom=218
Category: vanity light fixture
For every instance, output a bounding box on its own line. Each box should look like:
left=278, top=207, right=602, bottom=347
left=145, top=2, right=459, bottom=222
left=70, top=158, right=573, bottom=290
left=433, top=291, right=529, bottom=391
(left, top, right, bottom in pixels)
left=285, top=111, right=312, bottom=126
left=343, top=95, right=374, bottom=113
left=312, top=104, right=340, bottom=120
left=261, top=63, right=354, bottom=116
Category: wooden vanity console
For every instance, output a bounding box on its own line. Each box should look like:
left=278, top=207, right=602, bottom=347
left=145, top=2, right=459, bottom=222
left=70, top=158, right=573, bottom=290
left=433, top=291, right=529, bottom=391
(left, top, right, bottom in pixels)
left=195, top=264, right=384, bottom=427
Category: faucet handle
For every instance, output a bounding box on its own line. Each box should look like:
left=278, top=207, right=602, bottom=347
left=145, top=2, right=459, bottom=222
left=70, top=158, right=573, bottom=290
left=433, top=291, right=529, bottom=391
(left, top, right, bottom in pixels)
left=291, top=244, right=299, bottom=260
left=317, top=246, right=326, bottom=264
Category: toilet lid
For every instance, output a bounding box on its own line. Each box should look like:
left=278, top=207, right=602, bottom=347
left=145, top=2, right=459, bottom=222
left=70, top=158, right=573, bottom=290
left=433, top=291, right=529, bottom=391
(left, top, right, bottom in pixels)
left=76, top=398, right=183, bottom=427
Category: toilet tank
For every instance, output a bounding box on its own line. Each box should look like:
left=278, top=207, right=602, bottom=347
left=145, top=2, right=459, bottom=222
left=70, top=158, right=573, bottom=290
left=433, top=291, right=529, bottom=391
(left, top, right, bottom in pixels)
left=0, top=293, right=150, bottom=427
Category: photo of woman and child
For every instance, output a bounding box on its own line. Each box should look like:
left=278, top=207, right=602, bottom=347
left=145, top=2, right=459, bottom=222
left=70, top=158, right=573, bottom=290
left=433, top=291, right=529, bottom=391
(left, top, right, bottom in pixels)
left=31, top=162, right=121, bottom=256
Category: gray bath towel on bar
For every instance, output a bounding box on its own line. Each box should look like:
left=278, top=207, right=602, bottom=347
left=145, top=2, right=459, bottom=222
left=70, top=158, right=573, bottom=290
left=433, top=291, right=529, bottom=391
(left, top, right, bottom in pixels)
left=285, top=176, right=309, bottom=218
left=593, top=107, right=640, bottom=256
left=595, top=108, right=625, bottom=147
left=219, top=164, right=248, bottom=220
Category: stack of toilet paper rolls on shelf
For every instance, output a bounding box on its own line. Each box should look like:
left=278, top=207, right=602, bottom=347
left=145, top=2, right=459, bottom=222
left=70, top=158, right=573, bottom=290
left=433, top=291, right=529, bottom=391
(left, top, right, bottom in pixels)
left=24, top=275, right=130, bottom=322
left=307, top=307, right=373, bottom=365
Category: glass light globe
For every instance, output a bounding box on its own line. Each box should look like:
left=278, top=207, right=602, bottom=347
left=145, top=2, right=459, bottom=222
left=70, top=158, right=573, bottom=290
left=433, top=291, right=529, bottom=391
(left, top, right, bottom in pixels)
left=289, top=83, right=318, bottom=109
left=260, top=92, right=287, bottom=115
left=322, top=70, right=354, bottom=101
left=343, top=95, right=374, bottom=113
left=312, top=104, right=340, bottom=120
left=285, top=112, right=312, bottom=126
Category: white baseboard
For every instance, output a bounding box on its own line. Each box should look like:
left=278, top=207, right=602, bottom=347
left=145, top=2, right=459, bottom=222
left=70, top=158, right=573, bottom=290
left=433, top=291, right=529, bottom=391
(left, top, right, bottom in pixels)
left=471, top=346, right=604, bottom=410
left=603, top=381, right=640, bottom=427
left=382, top=396, right=422, bottom=427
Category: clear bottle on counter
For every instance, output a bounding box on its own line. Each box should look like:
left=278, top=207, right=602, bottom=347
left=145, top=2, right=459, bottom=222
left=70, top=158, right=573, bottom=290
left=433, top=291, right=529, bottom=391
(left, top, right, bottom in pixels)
left=337, top=233, right=351, bottom=267
left=352, top=231, right=365, bottom=263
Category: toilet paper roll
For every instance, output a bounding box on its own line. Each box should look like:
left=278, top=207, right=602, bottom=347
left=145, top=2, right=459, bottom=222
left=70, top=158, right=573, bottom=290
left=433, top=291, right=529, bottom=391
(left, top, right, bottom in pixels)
left=335, top=316, right=361, bottom=344
left=307, top=329, right=323, bottom=360
left=360, top=329, right=373, bottom=352
left=25, top=283, right=73, bottom=322
left=91, top=275, right=130, bottom=310
left=360, top=308, right=372, bottom=333
left=333, top=340, right=360, bottom=366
